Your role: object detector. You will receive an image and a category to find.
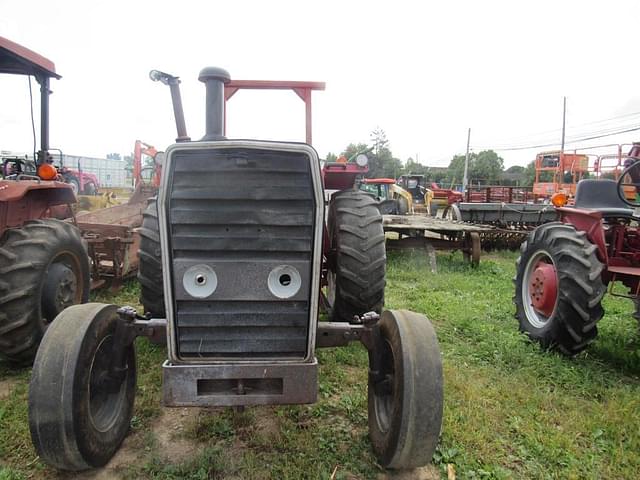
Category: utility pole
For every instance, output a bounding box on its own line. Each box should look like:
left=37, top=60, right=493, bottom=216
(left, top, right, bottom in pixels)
left=561, top=96, right=567, bottom=152
left=462, top=127, right=471, bottom=191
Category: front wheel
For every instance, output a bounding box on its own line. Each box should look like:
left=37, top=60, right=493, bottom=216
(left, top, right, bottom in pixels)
left=29, top=303, right=137, bottom=470
left=368, top=310, right=444, bottom=469
left=514, top=223, right=605, bottom=355
left=138, top=199, right=165, bottom=317
left=327, top=190, right=386, bottom=322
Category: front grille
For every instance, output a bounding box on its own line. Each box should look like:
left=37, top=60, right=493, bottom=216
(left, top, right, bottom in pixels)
left=164, top=144, right=319, bottom=359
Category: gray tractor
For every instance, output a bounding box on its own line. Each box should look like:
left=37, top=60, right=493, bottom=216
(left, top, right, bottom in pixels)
left=28, top=67, right=444, bottom=471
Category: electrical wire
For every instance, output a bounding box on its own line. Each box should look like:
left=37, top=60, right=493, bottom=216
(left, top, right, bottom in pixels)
left=478, top=122, right=640, bottom=149
left=482, top=126, right=640, bottom=151
left=476, top=111, right=640, bottom=150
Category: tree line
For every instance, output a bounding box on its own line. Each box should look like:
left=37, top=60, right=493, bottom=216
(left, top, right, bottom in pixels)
left=328, top=128, right=537, bottom=187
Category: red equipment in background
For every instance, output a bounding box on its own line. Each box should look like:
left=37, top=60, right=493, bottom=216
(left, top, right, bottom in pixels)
left=128, top=140, right=162, bottom=205
left=514, top=143, right=640, bottom=355
left=58, top=163, right=100, bottom=195
left=0, top=35, right=90, bottom=363
left=133, top=140, right=161, bottom=189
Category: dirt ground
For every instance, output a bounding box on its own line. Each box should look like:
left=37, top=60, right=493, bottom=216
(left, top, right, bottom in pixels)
left=68, top=407, right=201, bottom=480
left=0, top=378, right=17, bottom=401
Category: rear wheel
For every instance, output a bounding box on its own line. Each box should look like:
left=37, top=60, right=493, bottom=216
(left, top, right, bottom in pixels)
left=29, top=303, right=137, bottom=470
left=514, top=223, right=605, bottom=355
left=0, top=219, right=90, bottom=364
left=67, top=177, right=80, bottom=195
left=84, top=181, right=97, bottom=195
left=138, top=198, right=165, bottom=317
left=327, top=190, right=386, bottom=322
left=368, top=310, right=443, bottom=469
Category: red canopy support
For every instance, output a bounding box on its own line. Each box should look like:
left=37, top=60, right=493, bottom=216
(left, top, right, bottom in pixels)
left=224, top=80, right=325, bottom=145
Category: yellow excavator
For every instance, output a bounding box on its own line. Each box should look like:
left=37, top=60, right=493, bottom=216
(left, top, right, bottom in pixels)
left=360, top=178, right=433, bottom=215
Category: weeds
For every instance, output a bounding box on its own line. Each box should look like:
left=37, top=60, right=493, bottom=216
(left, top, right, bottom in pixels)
left=1, top=253, right=640, bottom=478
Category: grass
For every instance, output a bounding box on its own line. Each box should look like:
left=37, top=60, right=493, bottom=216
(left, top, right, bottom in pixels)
left=1, top=250, right=640, bottom=478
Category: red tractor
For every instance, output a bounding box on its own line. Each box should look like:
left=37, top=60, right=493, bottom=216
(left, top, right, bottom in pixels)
left=29, top=67, right=444, bottom=472
left=514, top=142, right=640, bottom=354
left=0, top=36, right=90, bottom=363
left=58, top=162, right=100, bottom=195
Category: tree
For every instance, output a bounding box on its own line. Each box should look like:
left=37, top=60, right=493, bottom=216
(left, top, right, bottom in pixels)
left=445, top=149, right=505, bottom=186
left=106, top=153, right=121, bottom=161
left=502, top=165, right=526, bottom=186
left=342, top=143, right=370, bottom=161
left=123, top=153, right=134, bottom=177
left=473, top=150, right=504, bottom=184
left=505, top=165, right=525, bottom=174
left=370, top=127, right=389, bottom=157
left=523, top=161, right=537, bottom=186
left=339, top=129, right=404, bottom=179
left=325, top=152, right=338, bottom=162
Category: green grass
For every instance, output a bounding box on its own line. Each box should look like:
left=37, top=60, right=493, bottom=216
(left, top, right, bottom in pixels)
left=1, top=251, right=640, bottom=478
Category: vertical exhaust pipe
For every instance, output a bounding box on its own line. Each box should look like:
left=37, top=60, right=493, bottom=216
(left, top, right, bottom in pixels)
left=149, top=70, right=190, bottom=142
left=198, top=67, right=230, bottom=141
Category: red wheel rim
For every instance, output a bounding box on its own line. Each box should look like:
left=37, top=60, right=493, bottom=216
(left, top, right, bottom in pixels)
left=528, top=261, right=557, bottom=317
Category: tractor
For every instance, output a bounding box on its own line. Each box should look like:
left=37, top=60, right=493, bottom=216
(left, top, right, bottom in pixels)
left=514, top=142, right=640, bottom=354
left=360, top=177, right=416, bottom=215
left=28, top=67, right=444, bottom=471
left=0, top=36, right=90, bottom=364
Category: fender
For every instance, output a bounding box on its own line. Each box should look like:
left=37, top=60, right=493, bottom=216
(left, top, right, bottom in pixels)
left=0, top=180, right=76, bottom=237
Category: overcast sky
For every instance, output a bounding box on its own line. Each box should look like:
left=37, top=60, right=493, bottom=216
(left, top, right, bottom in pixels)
left=1, top=0, right=639, bottom=168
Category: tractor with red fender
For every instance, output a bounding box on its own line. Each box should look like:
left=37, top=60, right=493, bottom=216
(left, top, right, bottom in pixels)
left=514, top=142, right=640, bottom=354
left=28, top=67, right=444, bottom=471
left=0, top=36, right=90, bottom=364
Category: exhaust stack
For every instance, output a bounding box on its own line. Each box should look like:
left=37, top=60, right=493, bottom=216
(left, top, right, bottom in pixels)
left=198, top=67, right=230, bottom=141
left=149, top=69, right=190, bottom=142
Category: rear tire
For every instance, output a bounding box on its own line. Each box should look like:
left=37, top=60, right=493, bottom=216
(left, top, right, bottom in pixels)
left=138, top=198, right=165, bottom=317
left=368, top=310, right=443, bottom=469
left=29, top=303, right=136, bottom=470
left=67, top=177, right=80, bottom=195
left=84, top=182, right=97, bottom=196
left=327, top=190, right=386, bottom=322
left=0, top=219, right=90, bottom=364
left=514, top=222, right=605, bottom=355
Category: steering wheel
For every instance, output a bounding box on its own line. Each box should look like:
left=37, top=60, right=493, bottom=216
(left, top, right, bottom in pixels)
left=617, top=159, right=640, bottom=207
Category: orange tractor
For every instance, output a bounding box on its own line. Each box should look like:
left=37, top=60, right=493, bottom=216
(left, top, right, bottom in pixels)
left=0, top=36, right=90, bottom=363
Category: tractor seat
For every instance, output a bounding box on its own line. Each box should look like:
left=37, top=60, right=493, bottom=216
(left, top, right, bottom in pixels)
left=573, top=179, right=634, bottom=218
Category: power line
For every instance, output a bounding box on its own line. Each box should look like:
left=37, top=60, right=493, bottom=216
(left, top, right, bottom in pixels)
left=481, top=125, right=640, bottom=151
left=480, top=121, right=640, bottom=149
left=477, top=110, right=640, bottom=148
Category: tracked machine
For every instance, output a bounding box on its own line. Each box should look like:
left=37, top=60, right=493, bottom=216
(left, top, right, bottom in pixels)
left=29, top=67, right=444, bottom=471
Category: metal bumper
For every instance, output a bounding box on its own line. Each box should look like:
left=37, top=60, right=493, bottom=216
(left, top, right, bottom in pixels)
left=162, top=359, right=318, bottom=407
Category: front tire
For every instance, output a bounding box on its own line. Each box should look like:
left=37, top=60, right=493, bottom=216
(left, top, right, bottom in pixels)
left=514, top=222, right=605, bottom=355
left=29, top=303, right=137, bottom=470
left=0, top=219, right=90, bottom=364
left=368, top=310, right=444, bottom=469
left=138, top=198, right=165, bottom=317
left=327, top=190, right=386, bottom=322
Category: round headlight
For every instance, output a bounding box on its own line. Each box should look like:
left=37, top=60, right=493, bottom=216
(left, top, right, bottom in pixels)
left=154, top=152, right=165, bottom=166
left=355, top=154, right=368, bottom=167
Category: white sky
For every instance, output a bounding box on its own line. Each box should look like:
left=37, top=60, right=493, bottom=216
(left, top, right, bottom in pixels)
left=1, top=0, right=640, bottom=168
